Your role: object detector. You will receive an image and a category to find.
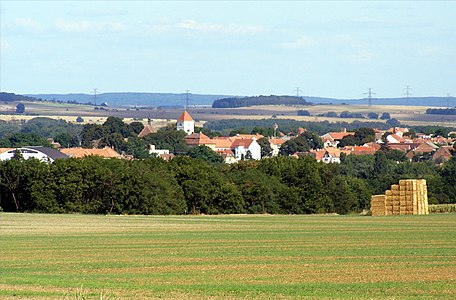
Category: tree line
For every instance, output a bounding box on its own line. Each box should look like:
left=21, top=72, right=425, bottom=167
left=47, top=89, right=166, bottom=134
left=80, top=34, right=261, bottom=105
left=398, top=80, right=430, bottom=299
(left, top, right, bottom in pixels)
left=1, top=152, right=455, bottom=215
left=212, top=95, right=311, bottom=108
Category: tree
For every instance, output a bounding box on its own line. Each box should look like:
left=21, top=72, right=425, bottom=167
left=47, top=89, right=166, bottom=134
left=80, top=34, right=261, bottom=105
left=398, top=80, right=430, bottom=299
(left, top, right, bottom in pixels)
left=339, top=135, right=357, bottom=147
left=380, top=112, right=391, bottom=120
left=354, top=128, right=375, bottom=145
left=103, top=116, right=130, bottom=137
left=16, top=103, right=25, bottom=113
left=367, top=112, right=379, bottom=119
left=76, top=116, right=84, bottom=123
left=279, top=136, right=309, bottom=155
left=301, top=131, right=324, bottom=150
left=297, top=110, right=311, bottom=116
left=386, top=118, right=401, bottom=127
left=187, top=145, right=223, bottom=164
left=384, top=149, right=407, bottom=162
left=54, top=132, right=79, bottom=148
left=129, top=122, right=144, bottom=135
left=143, top=126, right=188, bottom=155
left=257, top=137, right=273, bottom=157
left=80, top=124, right=106, bottom=147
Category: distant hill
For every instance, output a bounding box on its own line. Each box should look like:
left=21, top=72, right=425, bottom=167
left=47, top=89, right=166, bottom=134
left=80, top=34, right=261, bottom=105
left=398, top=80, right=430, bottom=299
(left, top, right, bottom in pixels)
left=212, top=95, right=311, bottom=108
left=26, top=92, right=233, bottom=108
left=17, top=92, right=456, bottom=108
left=0, top=92, right=43, bottom=102
left=305, top=96, right=455, bottom=107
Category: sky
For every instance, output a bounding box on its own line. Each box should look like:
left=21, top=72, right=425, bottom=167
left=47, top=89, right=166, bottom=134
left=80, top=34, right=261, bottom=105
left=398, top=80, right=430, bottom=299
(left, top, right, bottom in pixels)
left=1, top=1, right=455, bottom=99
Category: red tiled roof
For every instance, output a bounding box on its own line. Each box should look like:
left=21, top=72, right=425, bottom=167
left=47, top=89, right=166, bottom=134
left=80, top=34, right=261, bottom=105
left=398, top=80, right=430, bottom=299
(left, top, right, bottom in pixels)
left=0, top=148, right=14, bottom=154
left=269, top=138, right=285, bottom=145
left=184, top=133, right=215, bottom=146
left=177, top=111, right=194, bottom=122
left=232, top=134, right=263, bottom=140
left=328, top=132, right=355, bottom=140
left=61, top=147, right=121, bottom=158
left=232, top=139, right=254, bottom=148
left=138, top=125, right=156, bottom=138
left=387, top=134, right=406, bottom=143
left=309, top=149, right=326, bottom=161
left=213, top=137, right=234, bottom=149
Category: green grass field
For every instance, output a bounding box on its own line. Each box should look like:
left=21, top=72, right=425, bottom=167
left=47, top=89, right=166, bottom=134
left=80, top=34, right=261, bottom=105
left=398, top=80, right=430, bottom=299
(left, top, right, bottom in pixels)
left=1, top=213, right=455, bottom=299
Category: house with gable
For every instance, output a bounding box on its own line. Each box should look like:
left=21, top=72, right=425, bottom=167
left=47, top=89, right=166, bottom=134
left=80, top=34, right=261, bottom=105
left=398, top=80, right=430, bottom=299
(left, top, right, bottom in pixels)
left=184, top=133, right=216, bottom=150
left=231, top=138, right=261, bottom=160
left=176, top=111, right=195, bottom=135
left=269, top=138, right=285, bottom=156
left=432, top=146, right=453, bottom=164
left=138, top=118, right=157, bottom=138
left=321, top=129, right=355, bottom=148
left=0, top=146, right=69, bottom=162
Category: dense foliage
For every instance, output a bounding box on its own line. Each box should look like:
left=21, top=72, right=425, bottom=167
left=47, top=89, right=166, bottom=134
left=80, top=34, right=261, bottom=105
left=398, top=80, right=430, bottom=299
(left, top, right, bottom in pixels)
left=1, top=154, right=454, bottom=215
left=426, top=108, right=456, bottom=115
left=212, top=95, right=310, bottom=108
left=0, top=92, right=42, bottom=102
left=205, top=119, right=395, bottom=135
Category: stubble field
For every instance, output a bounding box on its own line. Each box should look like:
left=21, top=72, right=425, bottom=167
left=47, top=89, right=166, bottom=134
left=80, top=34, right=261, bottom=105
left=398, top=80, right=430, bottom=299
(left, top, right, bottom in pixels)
left=1, top=213, right=455, bottom=299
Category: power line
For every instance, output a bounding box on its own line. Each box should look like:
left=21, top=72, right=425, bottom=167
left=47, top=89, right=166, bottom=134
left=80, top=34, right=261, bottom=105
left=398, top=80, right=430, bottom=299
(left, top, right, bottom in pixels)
left=363, top=88, right=375, bottom=107
left=92, top=88, right=98, bottom=106
left=403, top=85, right=412, bottom=106
left=185, top=90, right=190, bottom=110
left=294, top=87, right=302, bottom=97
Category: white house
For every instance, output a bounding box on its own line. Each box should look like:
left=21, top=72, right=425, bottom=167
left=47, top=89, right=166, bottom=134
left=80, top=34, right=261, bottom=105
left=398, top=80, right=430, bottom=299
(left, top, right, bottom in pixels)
left=231, top=139, right=261, bottom=160
left=0, top=146, right=68, bottom=163
left=147, top=144, right=170, bottom=156
left=176, top=111, right=195, bottom=135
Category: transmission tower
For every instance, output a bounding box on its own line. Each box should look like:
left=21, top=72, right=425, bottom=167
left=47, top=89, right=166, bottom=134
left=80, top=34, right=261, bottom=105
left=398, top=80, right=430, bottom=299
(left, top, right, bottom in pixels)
left=364, top=88, right=375, bottom=107
left=92, top=88, right=98, bottom=106
left=294, top=87, right=302, bottom=97
left=447, top=93, right=451, bottom=108
left=403, top=86, right=412, bottom=106
left=185, top=90, right=190, bottom=110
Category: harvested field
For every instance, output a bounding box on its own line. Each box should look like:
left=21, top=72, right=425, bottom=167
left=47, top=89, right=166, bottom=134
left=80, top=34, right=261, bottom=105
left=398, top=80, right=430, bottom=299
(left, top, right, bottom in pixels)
left=3, top=101, right=456, bottom=127
left=0, top=213, right=455, bottom=299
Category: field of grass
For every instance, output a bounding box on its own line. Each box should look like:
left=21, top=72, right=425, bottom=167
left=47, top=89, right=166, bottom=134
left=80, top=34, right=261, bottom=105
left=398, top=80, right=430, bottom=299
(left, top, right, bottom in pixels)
left=1, top=213, right=455, bottom=299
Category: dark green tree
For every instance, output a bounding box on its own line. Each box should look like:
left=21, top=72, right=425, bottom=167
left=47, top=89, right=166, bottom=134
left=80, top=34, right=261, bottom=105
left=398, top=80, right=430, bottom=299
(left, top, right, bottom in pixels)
left=257, top=137, right=273, bottom=157
left=129, top=121, right=144, bottom=135
left=16, top=103, right=25, bottom=113
left=367, top=112, right=379, bottom=119
left=188, top=145, right=223, bottom=164
left=380, top=112, right=391, bottom=120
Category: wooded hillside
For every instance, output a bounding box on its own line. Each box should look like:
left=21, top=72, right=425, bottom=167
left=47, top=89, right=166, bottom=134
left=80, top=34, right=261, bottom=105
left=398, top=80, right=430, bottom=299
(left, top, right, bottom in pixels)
left=212, top=95, right=311, bottom=108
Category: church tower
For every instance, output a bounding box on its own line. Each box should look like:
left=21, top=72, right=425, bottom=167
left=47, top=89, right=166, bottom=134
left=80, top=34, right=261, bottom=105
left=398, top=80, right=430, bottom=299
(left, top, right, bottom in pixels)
left=176, top=111, right=195, bottom=135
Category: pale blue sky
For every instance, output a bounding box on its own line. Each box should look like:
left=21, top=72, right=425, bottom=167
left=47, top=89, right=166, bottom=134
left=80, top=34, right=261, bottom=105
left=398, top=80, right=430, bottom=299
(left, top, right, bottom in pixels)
left=1, top=1, right=455, bottom=98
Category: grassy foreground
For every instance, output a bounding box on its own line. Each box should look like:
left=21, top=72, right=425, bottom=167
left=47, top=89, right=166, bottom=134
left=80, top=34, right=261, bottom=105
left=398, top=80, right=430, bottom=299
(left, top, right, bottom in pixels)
left=0, top=213, right=455, bottom=299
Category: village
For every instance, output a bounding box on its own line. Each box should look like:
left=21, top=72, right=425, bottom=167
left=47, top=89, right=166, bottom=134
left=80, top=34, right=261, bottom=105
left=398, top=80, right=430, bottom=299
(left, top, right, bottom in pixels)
left=0, top=109, right=455, bottom=164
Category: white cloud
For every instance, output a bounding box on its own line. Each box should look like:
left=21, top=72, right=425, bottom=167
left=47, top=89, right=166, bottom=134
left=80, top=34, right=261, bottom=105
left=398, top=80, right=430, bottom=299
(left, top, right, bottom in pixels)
left=176, top=20, right=264, bottom=35
left=55, top=19, right=127, bottom=33
left=281, top=36, right=319, bottom=49
left=14, top=18, right=45, bottom=32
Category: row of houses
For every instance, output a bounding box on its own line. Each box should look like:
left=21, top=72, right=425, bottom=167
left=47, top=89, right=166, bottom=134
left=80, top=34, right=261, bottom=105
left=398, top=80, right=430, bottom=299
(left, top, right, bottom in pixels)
left=1, top=110, right=454, bottom=164
left=311, top=126, right=454, bottom=164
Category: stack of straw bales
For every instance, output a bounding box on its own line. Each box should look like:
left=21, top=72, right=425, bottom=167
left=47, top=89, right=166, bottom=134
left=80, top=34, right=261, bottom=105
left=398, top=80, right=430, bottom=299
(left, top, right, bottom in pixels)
left=371, top=179, right=428, bottom=216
